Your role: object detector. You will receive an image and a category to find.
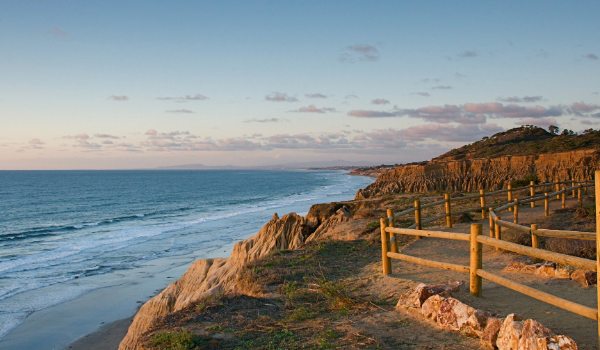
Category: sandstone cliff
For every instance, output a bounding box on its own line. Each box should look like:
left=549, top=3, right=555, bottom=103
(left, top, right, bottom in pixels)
left=355, top=149, right=600, bottom=199
left=119, top=212, right=316, bottom=350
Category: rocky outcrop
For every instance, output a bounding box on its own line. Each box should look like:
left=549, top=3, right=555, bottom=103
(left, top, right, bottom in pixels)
left=119, top=212, right=316, bottom=350
left=355, top=149, right=600, bottom=199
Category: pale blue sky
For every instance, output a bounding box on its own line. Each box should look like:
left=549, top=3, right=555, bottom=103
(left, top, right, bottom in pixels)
left=1, top=1, right=599, bottom=169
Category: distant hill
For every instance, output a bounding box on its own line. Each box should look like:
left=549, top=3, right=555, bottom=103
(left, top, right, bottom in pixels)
left=432, top=126, right=600, bottom=162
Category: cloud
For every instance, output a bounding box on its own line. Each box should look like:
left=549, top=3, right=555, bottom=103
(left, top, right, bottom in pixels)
left=108, top=95, right=129, bottom=101
left=243, top=118, right=287, bottom=123
left=29, top=138, right=44, bottom=145
left=371, top=99, right=389, bottom=105
left=457, top=50, right=477, bottom=58
left=348, top=110, right=397, bottom=118
left=340, top=44, right=380, bottom=62
left=265, top=92, right=298, bottom=102
left=145, top=129, right=157, bottom=136
left=497, top=96, right=543, bottom=103
left=432, top=86, right=452, bottom=90
left=455, top=73, right=467, bottom=79
left=166, top=109, right=194, bottom=113
left=367, top=123, right=503, bottom=144
left=421, top=78, right=440, bottom=84
left=583, top=54, right=598, bottom=60
left=461, top=102, right=562, bottom=119
left=305, top=93, right=327, bottom=99
left=94, top=133, right=120, bottom=139
left=571, top=101, right=600, bottom=113
left=157, top=93, right=208, bottom=102
left=411, top=92, right=430, bottom=97
left=290, top=105, right=336, bottom=113
left=515, top=117, right=558, bottom=129
left=50, top=27, right=66, bottom=37
left=102, top=140, right=114, bottom=145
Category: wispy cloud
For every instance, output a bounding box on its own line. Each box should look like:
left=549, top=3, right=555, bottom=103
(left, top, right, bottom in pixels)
left=108, top=95, right=129, bottom=101
left=455, top=73, right=467, bottom=79
left=305, top=93, right=327, bottom=99
left=289, top=105, right=336, bottom=113
left=371, top=99, right=389, bottom=105
left=94, top=133, right=120, bottom=139
left=166, top=109, right=194, bottom=113
left=583, top=54, right=598, bottom=60
left=457, top=50, right=477, bottom=58
left=347, top=110, right=397, bottom=118
left=265, top=92, right=298, bottom=102
left=243, top=118, right=288, bottom=123
left=340, top=44, right=380, bottom=62
left=50, top=27, right=67, bottom=37
left=432, top=86, right=452, bottom=90
left=515, top=117, right=558, bottom=129
left=497, top=96, right=543, bottom=103
left=411, top=92, right=430, bottom=97
left=157, top=93, right=208, bottom=102
left=29, top=138, right=44, bottom=145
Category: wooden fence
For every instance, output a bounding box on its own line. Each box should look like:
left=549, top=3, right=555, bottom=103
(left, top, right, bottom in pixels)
left=379, top=173, right=599, bottom=346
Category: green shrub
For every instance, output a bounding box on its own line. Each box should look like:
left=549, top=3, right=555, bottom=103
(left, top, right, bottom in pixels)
left=366, top=220, right=380, bottom=229
left=511, top=174, right=540, bottom=187
left=148, top=329, right=199, bottom=350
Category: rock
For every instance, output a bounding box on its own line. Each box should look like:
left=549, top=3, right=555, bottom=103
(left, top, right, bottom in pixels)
left=504, top=261, right=527, bottom=272
left=571, top=270, right=597, bottom=287
left=305, top=208, right=352, bottom=243
left=519, top=319, right=554, bottom=349
left=554, top=266, right=575, bottom=279
left=496, top=314, right=524, bottom=350
left=421, top=294, right=445, bottom=321
left=536, top=335, right=578, bottom=349
left=481, top=317, right=503, bottom=348
left=436, top=297, right=490, bottom=337
left=521, top=264, right=542, bottom=274
left=396, top=281, right=464, bottom=309
left=536, top=262, right=557, bottom=278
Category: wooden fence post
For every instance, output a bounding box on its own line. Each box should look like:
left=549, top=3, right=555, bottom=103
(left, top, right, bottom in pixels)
left=578, top=186, right=582, bottom=205
left=562, top=187, right=566, bottom=209
left=380, top=218, right=391, bottom=275
left=494, top=218, right=501, bottom=251
left=508, top=184, right=513, bottom=211
left=414, top=200, right=422, bottom=238
left=571, top=180, right=575, bottom=198
left=555, top=180, right=560, bottom=200
left=594, top=170, right=600, bottom=349
left=531, top=224, right=540, bottom=263
left=480, top=189, right=486, bottom=219
left=530, top=181, right=536, bottom=208
left=470, top=223, right=483, bottom=297
left=514, top=199, right=519, bottom=224
left=544, top=193, right=549, bottom=216
left=445, top=193, right=452, bottom=228
left=387, top=208, right=398, bottom=253
left=489, top=208, right=495, bottom=237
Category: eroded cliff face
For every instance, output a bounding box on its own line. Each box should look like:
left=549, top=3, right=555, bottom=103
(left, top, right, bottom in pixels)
left=119, top=212, right=316, bottom=350
left=355, top=149, right=600, bottom=199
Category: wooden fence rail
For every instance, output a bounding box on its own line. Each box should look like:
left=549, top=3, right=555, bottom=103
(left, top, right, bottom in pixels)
left=381, top=174, right=599, bottom=347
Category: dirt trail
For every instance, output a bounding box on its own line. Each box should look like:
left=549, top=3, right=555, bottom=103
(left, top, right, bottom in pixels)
left=389, top=196, right=597, bottom=349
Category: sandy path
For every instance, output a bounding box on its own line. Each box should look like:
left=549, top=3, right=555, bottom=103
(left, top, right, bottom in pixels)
left=387, top=196, right=598, bottom=349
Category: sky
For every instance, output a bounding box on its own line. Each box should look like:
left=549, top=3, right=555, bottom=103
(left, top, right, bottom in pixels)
left=1, top=1, right=599, bottom=170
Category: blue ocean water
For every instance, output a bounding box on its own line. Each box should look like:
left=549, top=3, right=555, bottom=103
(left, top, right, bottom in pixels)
left=0, top=170, right=372, bottom=339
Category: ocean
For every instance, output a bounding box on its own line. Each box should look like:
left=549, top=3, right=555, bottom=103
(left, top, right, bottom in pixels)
left=0, top=170, right=373, bottom=342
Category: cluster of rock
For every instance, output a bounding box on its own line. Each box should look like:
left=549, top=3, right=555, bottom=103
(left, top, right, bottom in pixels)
left=504, top=261, right=597, bottom=287
left=355, top=149, right=599, bottom=199
left=396, top=281, right=578, bottom=349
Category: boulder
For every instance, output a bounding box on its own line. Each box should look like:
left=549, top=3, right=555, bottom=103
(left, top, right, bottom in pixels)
left=536, top=263, right=557, bottom=278
left=481, top=317, right=503, bottom=348
left=519, top=319, right=554, bottom=349
left=396, top=281, right=464, bottom=309
left=496, top=314, right=524, bottom=350
left=536, top=335, right=578, bottom=349
left=521, top=264, right=542, bottom=274
left=436, top=297, right=490, bottom=337
left=421, top=294, right=445, bottom=321
left=571, top=270, right=597, bottom=287
left=504, top=261, right=527, bottom=272
left=554, top=266, right=574, bottom=279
